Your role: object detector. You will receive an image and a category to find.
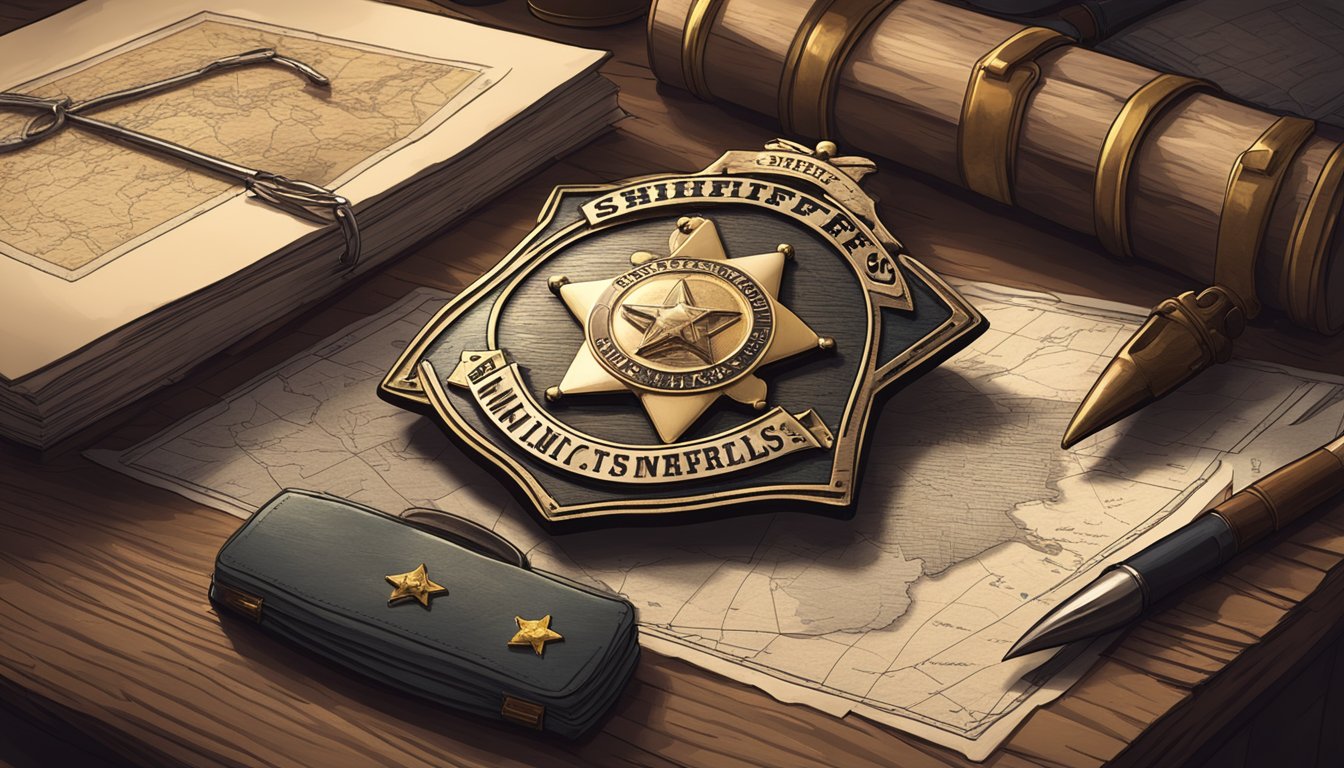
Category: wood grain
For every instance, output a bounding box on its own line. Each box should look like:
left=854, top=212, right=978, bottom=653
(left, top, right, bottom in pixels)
left=2, top=1, right=1344, bottom=767
left=647, top=0, right=1344, bottom=331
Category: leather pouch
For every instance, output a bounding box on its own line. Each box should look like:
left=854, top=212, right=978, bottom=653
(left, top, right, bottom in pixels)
left=210, top=489, right=638, bottom=738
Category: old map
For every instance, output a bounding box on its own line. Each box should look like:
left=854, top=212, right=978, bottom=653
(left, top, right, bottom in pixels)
left=0, top=15, right=483, bottom=279
left=89, top=283, right=1344, bottom=758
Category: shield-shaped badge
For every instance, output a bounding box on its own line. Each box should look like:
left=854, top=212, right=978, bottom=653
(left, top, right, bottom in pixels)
left=381, top=141, right=986, bottom=525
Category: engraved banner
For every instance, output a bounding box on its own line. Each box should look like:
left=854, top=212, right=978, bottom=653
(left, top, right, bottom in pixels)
left=444, top=350, right=833, bottom=484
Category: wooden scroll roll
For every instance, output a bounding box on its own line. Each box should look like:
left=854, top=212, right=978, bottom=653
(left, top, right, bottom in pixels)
left=648, top=0, right=1344, bottom=334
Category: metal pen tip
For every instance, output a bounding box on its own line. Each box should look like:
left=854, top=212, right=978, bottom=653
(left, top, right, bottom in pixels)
left=1062, top=354, right=1152, bottom=449
left=1003, top=568, right=1146, bottom=661
left=1061, top=287, right=1244, bottom=450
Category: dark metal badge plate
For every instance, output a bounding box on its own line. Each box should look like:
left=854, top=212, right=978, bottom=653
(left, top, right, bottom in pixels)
left=381, top=141, right=986, bottom=525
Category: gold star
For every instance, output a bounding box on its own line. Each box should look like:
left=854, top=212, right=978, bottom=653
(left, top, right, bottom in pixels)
left=621, top=278, right=742, bottom=364
left=384, top=563, right=447, bottom=608
left=508, top=614, right=564, bottom=656
left=548, top=217, right=830, bottom=443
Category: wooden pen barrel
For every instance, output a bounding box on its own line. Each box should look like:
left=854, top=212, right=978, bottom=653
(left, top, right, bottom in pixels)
left=647, top=0, right=1344, bottom=334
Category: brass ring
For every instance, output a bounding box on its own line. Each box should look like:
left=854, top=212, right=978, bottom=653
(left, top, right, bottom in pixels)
left=779, top=0, right=900, bottom=138
left=1214, top=115, right=1315, bottom=318
left=1286, top=141, right=1344, bottom=333
left=680, top=0, right=730, bottom=100
left=1094, top=74, right=1212, bottom=259
left=957, top=26, right=1072, bottom=205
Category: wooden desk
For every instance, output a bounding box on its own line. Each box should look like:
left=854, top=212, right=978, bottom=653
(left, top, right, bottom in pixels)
left=3, top=2, right=1344, bottom=766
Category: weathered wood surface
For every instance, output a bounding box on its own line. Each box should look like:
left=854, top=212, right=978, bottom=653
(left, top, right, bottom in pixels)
left=2, top=1, right=1344, bottom=766
left=647, top=0, right=1344, bottom=330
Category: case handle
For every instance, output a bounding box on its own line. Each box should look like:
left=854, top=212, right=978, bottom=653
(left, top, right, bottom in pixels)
left=398, top=508, right=530, bottom=571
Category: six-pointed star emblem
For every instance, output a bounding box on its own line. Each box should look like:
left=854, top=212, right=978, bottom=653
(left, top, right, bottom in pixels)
left=548, top=217, right=832, bottom=443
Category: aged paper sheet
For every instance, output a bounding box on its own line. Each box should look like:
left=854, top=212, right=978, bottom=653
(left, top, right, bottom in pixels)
left=89, top=282, right=1344, bottom=759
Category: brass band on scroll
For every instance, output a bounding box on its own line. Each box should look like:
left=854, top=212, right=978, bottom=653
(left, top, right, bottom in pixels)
left=776, top=0, right=900, bottom=138
left=957, top=26, right=1071, bottom=206
left=1289, top=143, right=1344, bottom=333
left=677, top=0, right=725, bottom=100
left=1093, top=74, right=1214, bottom=261
left=1216, top=114, right=1317, bottom=319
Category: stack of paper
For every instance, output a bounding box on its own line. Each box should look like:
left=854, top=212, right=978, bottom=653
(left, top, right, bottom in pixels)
left=0, top=0, right=620, bottom=447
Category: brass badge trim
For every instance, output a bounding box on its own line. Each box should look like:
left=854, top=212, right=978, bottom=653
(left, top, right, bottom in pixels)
left=381, top=141, right=985, bottom=524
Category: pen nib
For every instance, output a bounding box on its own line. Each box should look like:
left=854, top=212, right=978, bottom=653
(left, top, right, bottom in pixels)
left=1003, top=568, right=1146, bottom=661
left=1061, top=287, right=1243, bottom=449
left=1062, top=353, right=1151, bottom=450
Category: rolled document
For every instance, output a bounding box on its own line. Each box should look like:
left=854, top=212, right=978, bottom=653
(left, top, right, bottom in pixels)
left=648, top=0, right=1344, bottom=334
